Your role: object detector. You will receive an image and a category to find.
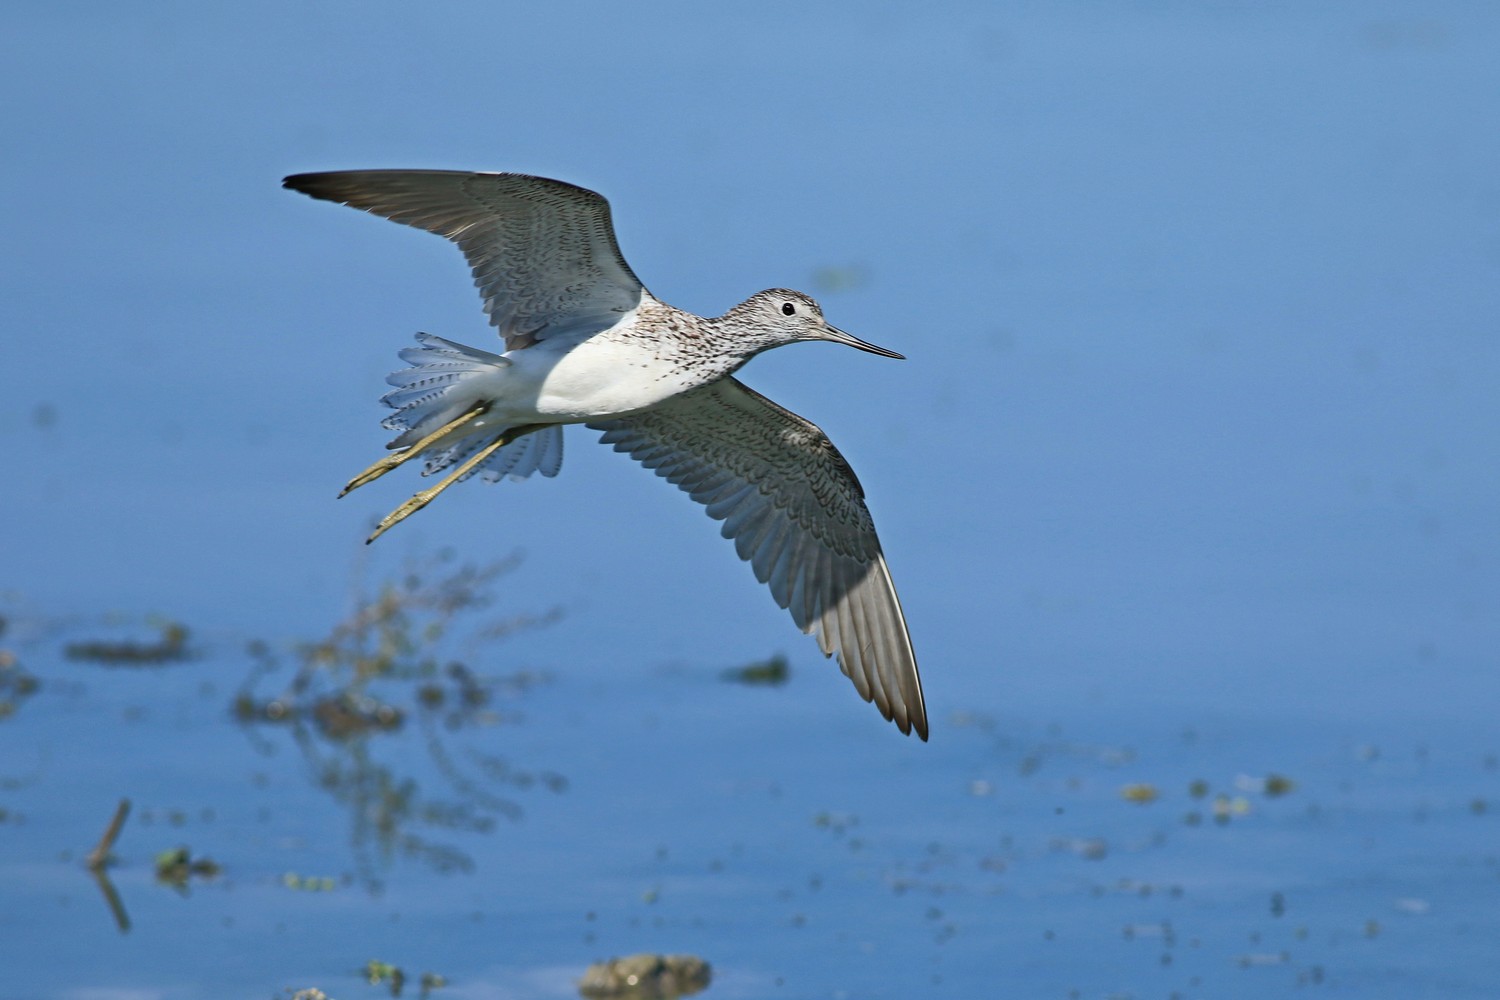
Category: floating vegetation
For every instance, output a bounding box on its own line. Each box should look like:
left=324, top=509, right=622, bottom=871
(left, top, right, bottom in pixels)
left=1120, top=783, right=1159, bottom=804
left=363, top=960, right=445, bottom=998
left=0, top=647, right=39, bottom=721
left=233, top=553, right=565, bottom=890
left=1211, top=794, right=1252, bottom=823
left=154, top=846, right=220, bottom=890
left=282, top=872, right=340, bottom=891
left=720, top=652, right=789, bottom=686
left=1234, top=772, right=1297, bottom=797
left=365, top=960, right=403, bottom=994
left=578, top=953, right=711, bottom=999
left=1181, top=772, right=1296, bottom=824
left=64, top=620, right=191, bottom=665
left=1263, top=773, right=1296, bottom=797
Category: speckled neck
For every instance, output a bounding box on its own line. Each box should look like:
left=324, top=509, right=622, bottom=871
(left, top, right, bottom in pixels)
left=608, top=296, right=775, bottom=388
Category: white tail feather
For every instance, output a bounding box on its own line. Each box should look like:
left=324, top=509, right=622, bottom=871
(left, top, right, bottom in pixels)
left=378, top=332, right=564, bottom=481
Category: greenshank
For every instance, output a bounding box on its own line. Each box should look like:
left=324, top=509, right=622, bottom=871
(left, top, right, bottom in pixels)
left=284, top=170, right=927, bottom=739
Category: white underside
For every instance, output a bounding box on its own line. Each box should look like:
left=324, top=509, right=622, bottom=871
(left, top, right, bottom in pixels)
left=378, top=308, right=704, bottom=482
left=497, top=331, right=700, bottom=423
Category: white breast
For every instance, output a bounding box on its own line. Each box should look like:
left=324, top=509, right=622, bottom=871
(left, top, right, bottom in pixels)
left=503, top=329, right=701, bottom=422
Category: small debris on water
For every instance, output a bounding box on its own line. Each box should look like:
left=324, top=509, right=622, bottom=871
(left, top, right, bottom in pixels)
left=365, top=960, right=403, bottom=994
left=154, top=846, right=220, bottom=888
left=312, top=693, right=404, bottom=739
left=0, top=652, right=39, bottom=720
left=1234, top=773, right=1296, bottom=797
left=359, top=961, right=446, bottom=999
left=1262, top=773, right=1296, bottom=797
left=578, top=953, right=711, bottom=999
left=720, top=653, right=789, bottom=686
left=1211, top=794, right=1251, bottom=823
left=66, top=621, right=191, bottom=665
left=282, top=872, right=339, bottom=891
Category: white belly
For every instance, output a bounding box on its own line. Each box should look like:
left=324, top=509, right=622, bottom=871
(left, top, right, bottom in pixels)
left=503, top=333, right=703, bottom=423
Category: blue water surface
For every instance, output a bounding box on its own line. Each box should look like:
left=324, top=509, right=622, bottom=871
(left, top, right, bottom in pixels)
left=2, top=2, right=1498, bottom=998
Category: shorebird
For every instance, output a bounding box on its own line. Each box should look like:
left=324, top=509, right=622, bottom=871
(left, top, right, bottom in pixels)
left=284, top=170, right=927, bottom=739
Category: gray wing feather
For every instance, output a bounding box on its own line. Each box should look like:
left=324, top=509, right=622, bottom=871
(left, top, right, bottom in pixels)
left=283, top=169, right=645, bottom=351
left=590, top=378, right=928, bottom=740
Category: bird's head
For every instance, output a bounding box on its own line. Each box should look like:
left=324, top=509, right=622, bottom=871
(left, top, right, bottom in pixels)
left=722, top=289, right=904, bottom=360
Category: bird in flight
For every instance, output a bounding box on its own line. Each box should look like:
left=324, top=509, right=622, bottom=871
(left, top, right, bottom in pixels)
left=284, top=170, right=927, bottom=739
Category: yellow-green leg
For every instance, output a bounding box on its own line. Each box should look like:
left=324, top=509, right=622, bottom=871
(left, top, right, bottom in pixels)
left=365, top=423, right=547, bottom=544
left=339, top=401, right=492, bottom=498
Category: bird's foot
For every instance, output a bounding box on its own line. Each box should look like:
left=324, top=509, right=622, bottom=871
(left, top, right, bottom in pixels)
left=339, top=401, right=493, bottom=498
left=365, top=422, right=547, bottom=544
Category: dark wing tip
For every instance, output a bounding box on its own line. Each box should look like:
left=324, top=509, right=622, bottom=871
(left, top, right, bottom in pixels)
left=282, top=172, right=314, bottom=193
left=282, top=172, right=346, bottom=201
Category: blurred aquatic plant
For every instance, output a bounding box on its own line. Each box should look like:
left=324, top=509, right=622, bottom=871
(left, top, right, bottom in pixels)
left=579, top=953, right=711, bottom=999
left=64, top=618, right=191, bottom=665
left=719, top=652, right=789, bottom=686
left=154, top=845, right=221, bottom=893
left=233, top=551, right=565, bottom=890
left=0, top=645, right=40, bottom=721
left=365, top=959, right=404, bottom=994
left=362, top=959, right=447, bottom=999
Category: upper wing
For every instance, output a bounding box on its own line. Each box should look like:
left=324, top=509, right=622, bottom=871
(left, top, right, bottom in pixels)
left=589, top=378, right=927, bottom=739
left=283, top=170, right=645, bottom=351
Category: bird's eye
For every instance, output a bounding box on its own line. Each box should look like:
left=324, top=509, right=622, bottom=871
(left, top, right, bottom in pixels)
left=781, top=302, right=796, bottom=316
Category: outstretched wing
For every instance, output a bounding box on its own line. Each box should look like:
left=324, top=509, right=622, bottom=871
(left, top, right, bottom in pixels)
left=283, top=170, right=645, bottom=351
left=590, top=377, right=927, bottom=739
